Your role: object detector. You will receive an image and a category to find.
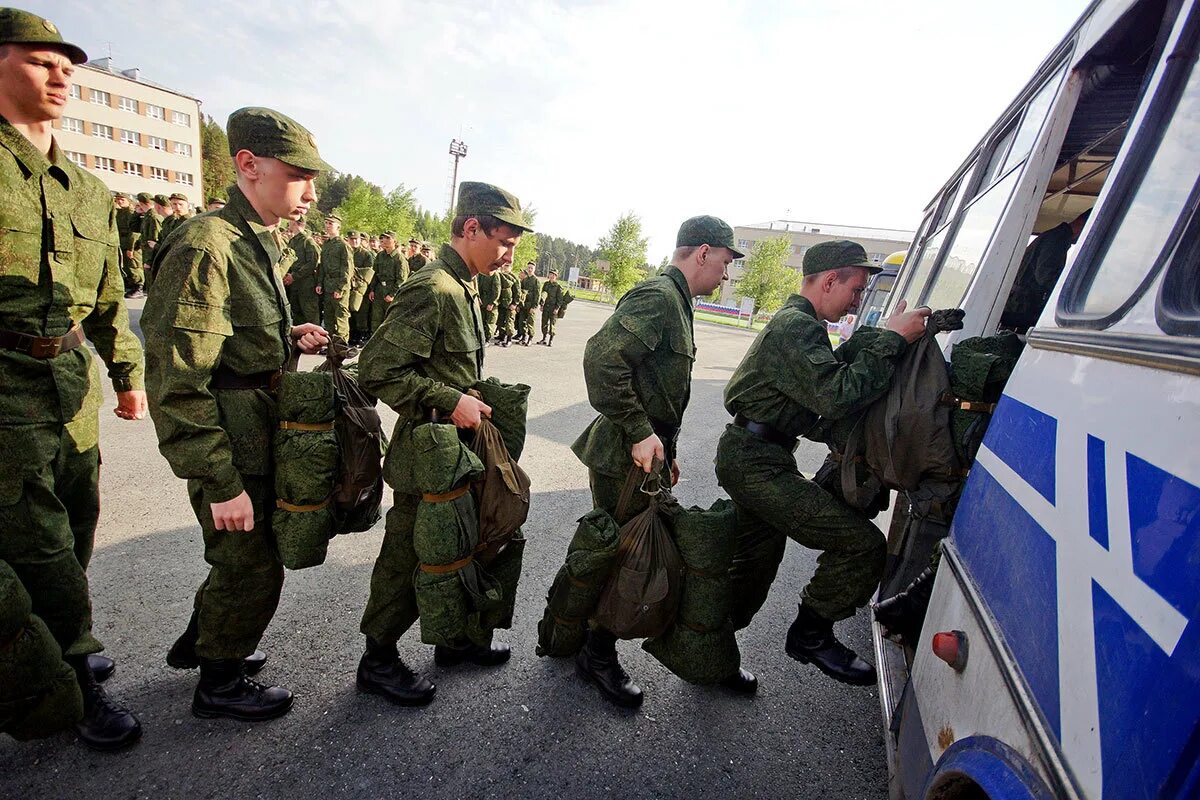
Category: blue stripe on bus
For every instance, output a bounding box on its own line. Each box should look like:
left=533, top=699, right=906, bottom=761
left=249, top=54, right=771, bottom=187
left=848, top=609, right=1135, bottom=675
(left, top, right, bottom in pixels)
left=984, top=397, right=1057, bottom=504
left=1087, top=435, right=1109, bottom=549
left=953, top=462, right=1061, bottom=737
left=1127, top=453, right=1200, bottom=616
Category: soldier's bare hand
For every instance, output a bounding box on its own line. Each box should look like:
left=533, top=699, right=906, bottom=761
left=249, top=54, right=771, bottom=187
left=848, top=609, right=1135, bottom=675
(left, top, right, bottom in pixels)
left=671, top=459, right=681, bottom=486
left=211, top=491, right=255, bottom=532
left=384, top=295, right=393, bottom=303
left=283, top=273, right=294, bottom=286
left=369, top=291, right=375, bottom=302
left=631, top=434, right=665, bottom=474
left=113, top=390, right=147, bottom=420
left=333, top=291, right=343, bottom=300
left=884, top=300, right=932, bottom=343
left=291, top=323, right=330, bottom=354
left=450, top=393, right=492, bottom=429
left=315, top=285, right=323, bottom=295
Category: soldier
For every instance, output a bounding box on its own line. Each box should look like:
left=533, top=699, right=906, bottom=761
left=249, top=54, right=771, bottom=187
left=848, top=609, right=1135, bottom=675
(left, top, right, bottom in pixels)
left=495, top=260, right=520, bottom=347
left=407, top=239, right=428, bottom=272
left=113, top=193, right=141, bottom=298
left=538, top=268, right=565, bottom=346
left=570, top=216, right=752, bottom=708
left=206, top=197, right=226, bottom=212
left=159, top=192, right=190, bottom=243
left=139, top=194, right=166, bottom=290
left=477, top=266, right=499, bottom=343
left=1000, top=209, right=1091, bottom=331
left=369, top=231, right=408, bottom=335
left=350, top=231, right=375, bottom=345
left=715, top=240, right=930, bottom=686
left=285, top=217, right=322, bottom=325
left=356, top=181, right=533, bottom=707
left=124, top=193, right=149, bottom=298
left=405, top=237, right=420, bottom=260
left=0, top=8, right=146, bottom=750
left=318, top=213, right=353, bottom=342
left=143, top=106, right=331, bottom=722
left=516, top=261, right=540, bottom=346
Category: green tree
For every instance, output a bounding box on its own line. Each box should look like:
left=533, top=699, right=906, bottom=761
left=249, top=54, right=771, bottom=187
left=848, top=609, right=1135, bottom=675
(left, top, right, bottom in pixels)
left=513, top=206, right=538, bottom=270
left=199, top=115, right=235, bottom=201
left=413, top=206, right=451, bottom=246
left=735, top=236, right=797, bottom=323
left=597, top=212, right=648, bottom=299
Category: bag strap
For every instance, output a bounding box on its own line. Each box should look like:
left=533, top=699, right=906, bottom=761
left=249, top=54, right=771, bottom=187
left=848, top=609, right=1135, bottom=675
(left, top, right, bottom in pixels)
left=615, top=457, right=664, bottom=521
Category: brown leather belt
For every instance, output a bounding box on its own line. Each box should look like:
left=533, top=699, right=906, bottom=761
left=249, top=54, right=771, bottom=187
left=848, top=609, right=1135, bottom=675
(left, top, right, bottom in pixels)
left=0, top=325, right=85, bottom=359
left=211, top=366, right=283, bottom=394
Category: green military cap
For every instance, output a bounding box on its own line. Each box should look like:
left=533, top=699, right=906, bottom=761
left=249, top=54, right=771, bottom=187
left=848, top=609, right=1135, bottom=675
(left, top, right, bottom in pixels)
left=802, top=239, right=881, bottom=276
left=226, top=107, right=332, bottom=173
left=207, top=196, right=224, bottom=205
left=135, top=192, right=152, bottom=203
left=380, top=231, right=396, bottom=239
left=153, top=194, right=170, bottom=206
left=325, top=212, right=341, bottom=222
left=454, top=181, right=534, bottom=233
left=548, top=268, right=559, bottom=275
left=0, top=8, right=87, bottom=64
left=408, top=237, right=420, bottom=244
left=168, top=192, right=187, bottom=201
left=676, top=215, right=744, bottom=258
left=114, top=191, right=131, bottom=200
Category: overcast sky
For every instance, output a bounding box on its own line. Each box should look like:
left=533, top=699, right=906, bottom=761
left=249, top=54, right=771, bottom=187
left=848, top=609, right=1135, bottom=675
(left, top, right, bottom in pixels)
left=40, top=0, right=1090, bottom=260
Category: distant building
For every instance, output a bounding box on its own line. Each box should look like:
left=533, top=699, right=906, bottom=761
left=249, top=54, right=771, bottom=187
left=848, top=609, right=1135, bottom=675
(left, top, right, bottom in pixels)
left=722, top=220, right=914, bottom=306
left=52, top=58, right=203, bottom=206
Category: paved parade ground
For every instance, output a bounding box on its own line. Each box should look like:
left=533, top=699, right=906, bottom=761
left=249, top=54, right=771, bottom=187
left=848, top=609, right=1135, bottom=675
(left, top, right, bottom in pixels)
left=1, top=299, right=888, bottom=800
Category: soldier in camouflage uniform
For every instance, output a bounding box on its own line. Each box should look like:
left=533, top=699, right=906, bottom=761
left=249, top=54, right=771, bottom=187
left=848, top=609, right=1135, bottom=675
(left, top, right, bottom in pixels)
left=0, top=9, right=146, bottom=750
left=369, top=231, right=408, bottom=334
left=570, top=216, right=754, bottom=708
left=139, top=194, right=166, bottom=291
left=716, top=240, right=930, bottom=686
left=284, top=217, right=322, bottom=325
left=113, top=192, right=138, bottom=296
left=407, top=239, right=428, bottom=272
left=476, top=268, right=499, bottom=343
left=538, top=268, right=565, bottom=345
left=158, top=192, right=191, bottom=244
left=206, top=197, right=226, bottom=212
left=318, top=213, right=353, bottom=342
left=124, top=192, right=151, bottom=297
left=495, top=261, right=520, bottom=346
left=356, top=181, right=533, bottom=707
left=143, top=106, right=331, bottom=722
left=349, top=232, right=375, bottom=345
left=516, top=261, right=540, bottom=346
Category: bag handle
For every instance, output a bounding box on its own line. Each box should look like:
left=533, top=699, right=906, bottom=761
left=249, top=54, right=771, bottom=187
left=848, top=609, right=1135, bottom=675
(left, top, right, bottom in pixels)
left=616, top=457, right=664, bottom=521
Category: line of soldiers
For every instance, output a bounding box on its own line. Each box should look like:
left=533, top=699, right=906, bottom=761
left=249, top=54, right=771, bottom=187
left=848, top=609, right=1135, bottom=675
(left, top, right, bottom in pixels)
left=1, top=7, right=932, bottom=754
left=477, top=259, right=572, bottom=347
left=112, top=190, right=225, bottom=299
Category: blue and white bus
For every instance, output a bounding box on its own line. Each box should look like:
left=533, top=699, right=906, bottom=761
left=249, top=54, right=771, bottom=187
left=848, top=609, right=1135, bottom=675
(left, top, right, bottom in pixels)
left=873, top=0, right=1200, bottom=797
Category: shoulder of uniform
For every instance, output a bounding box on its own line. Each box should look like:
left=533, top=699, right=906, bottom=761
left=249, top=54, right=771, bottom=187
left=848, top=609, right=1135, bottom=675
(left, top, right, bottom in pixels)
left=164, top=213, right=239, bottom=253
left=63, top=165, right=113, bottom=211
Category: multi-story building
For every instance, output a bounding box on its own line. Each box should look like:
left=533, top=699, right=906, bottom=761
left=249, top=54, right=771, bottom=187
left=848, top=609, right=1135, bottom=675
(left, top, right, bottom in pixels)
left=721, top=220, right=915, bottom=306
left=52, top=57, right=203, bottom=206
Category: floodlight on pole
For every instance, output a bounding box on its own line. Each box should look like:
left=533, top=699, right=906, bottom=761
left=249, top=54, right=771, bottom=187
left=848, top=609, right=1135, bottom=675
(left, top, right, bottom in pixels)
left=447, top=138, right=469, bottom=214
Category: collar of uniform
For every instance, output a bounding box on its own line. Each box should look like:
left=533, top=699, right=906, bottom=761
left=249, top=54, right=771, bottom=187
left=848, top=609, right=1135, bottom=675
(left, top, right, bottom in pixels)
left=664, top=267, right=694, bottom=318
left=438, top=243, right=475, bottom=287
left=784, top=294, right=817, bottom=318
left=223, top=185, right=280, bottom=263
left=0, top=115, right=71, bottom=188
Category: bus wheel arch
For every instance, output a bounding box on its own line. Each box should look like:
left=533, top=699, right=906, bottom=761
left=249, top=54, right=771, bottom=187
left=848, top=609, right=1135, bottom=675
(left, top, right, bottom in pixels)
left=923, top=737, right=1056, bottom=800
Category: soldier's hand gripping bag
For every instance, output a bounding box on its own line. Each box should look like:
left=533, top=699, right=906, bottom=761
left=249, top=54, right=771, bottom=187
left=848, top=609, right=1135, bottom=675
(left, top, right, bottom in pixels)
left=591, top=465, right=685, bottom=640
left=272, top=369, right=339, bottom=569
left=536, top=509, right=621, bottom=657
left=470, top=409, right=531, bottom=563
left=316, top=338, right=385, bottom=533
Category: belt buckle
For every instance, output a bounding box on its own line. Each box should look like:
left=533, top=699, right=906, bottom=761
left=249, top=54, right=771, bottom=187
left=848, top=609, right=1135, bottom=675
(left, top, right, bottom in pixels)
left=31, top=337, right=61, bottom=359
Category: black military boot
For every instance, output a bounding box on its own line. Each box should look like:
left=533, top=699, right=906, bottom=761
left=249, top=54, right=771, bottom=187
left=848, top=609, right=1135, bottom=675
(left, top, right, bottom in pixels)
left=537, top=335, right=547, bottom=345
left=547, top=334, right=554, bottom=347
left=67, top=656, right=142, bottom=752
left=166, top=610, right=267, bottom=676
left=192, top=658, right=293, bottom=721
left=785, top=604, right=877, bottom=686
left=434, top=641, right=511, bottom=668
left=356, top=638, right=436, bottom=707
left=873, top=565, right=937, bottom=647
left=719, top=667, right=758, bottom=695
left=88, top=654, right=115, bottom=683
left=574, top=628, right=643, bottom=709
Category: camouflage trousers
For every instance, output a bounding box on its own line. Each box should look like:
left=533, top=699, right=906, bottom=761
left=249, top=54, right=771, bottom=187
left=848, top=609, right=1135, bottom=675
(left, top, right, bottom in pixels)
left=184, top=473, right=284, bottom=659
left=323, top=294, right=351, bottom=343
left=120, top=249, right=144, bottom=291
left=481, top=306, right=498, bottom=341
left=715, top=424, right=885, bottom=624
left=516, top=307, right=536, bottom=341
left=289, top=282, right=322, bottom=327
left=360, top=491, right=420, bottom=644
left=498, top=305, right=517, bottom=338
left=0, top=418, right=103, bottom=658
left=351, top=297, right=373, bottom=341
left=541, top=308, right=559, bottom=338
left=370, top=293, right=394, bottom=333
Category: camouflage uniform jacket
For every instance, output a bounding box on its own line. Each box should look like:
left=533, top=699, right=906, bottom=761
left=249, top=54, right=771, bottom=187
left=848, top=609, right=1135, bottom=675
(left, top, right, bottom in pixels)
left=0, top=118, right=144, bottom=425
left=115, top=206, right=136, bottom=251
left=498, top=270, right=520, bottom=306
left=319, top=237, right=354, bottom=299
left=359, top=244, right=484, bottom=494
left=541, top=281, right=565, bottom=312
left=350, top=246, right=375, bottom=310
left=285, top=230, right=321, bottom=290
left=142, top=186, right=292, bottom=504
left=140, top=209, right=163, bottom=258
left=408, top=252, right=428, bottom=272
left=519, top=274, right=541, bottom=310
left=570, top=267, right=694, bottom=477
left=371, top=249, right=408, bottom=300
left=723, top=294, right=906, bottom=439
left=476, top=271, right=499, bottom=308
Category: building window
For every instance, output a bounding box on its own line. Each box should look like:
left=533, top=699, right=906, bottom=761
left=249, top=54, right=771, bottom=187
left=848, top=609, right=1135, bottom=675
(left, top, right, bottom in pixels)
left=94, top=156, right=115, bottom=172
left=92, top=123, right=113, bottom=140
left=147, top=136, right=166, bottom=151
left=89, top=89, right=110, bottom=106
left=150, top=166, right=168, bottom=182
left=171, top=111, right=190, bottom=126
left=737, top=239, right=752, bottom=248
left=145, top=104, right=164, bottom=120
left=68, top=84, right=81, bottom=99
left=176, top=171, right=194, bottom=186
left=124, top=162, right=142, bottom=176
left=120, top=129, right=139, bottom=146
left=173, top=142, right=192, bottom=157
left=118, top=96, right=138, bottom=113
left=65, top=151, right=86, bottom=167
left=61, top=117, right=83, bottom=134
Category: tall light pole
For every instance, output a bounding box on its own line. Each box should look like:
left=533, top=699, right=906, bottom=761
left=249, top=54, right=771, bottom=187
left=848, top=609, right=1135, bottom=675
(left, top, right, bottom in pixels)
left=447, top=138, right=468, bottom=214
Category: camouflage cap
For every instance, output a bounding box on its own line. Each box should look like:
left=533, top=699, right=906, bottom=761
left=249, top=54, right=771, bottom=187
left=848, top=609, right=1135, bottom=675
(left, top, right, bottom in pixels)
left=114, top=191, right=131, bottom=200
left=153, top=194, right=169, bottom=206
left=548, top=268, right=559, bottom=274
left=408, top=237, right=420, bottom=244
left=168, top=192, right=187, bottom=202
left=226, top=107, right=332, bottom=173
left=380, top=231, right=396, bottom=239
left=802, top=239, right=881, bottom=276
left=455, top=181, right=533, bottom=233
left=325, top=212, right=341, bottom=223
left=676, top=215, right=744, bottom=259
left=135, top=192, right=152, bottom=203
left=0, top=8, right=87, bottom=64
left=207, top=196, right=225, bottom=205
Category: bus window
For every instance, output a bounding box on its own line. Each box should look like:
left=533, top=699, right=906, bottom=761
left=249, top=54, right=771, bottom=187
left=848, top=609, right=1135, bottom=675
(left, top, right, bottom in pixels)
left=972, top=122, right=1018, bottom=196
left=898, top=226, right=949, bottom=307
left=1158, top=182, right=1200, bottom=335
left=1000, top=66, right=1068, bottom=176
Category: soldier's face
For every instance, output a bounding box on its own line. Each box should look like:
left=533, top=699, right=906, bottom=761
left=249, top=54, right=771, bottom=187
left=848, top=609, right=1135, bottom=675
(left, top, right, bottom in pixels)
left=171, top=199, right=188, bottom=215
left=241, top=155, right=317, bottom=224
left=463, top=220, right=520, bottom=276
left=381, top=237, right=395, bottom=253
left=826, top=268, right=869, bottom=319
left=0, top=45, right=74, bottom=123
left=114, top=196, right=129, bottom=209
left=692, top=245, right=733, bottom=296
left=207, top=201, right=224, bottom=212
left=325, top=220, right=339, bottom=236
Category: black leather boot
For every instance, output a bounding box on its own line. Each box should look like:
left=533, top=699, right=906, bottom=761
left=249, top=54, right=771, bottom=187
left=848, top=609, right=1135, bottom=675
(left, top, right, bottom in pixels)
left=719, top=667, right=758, bottom=695
left=88, top=654, right=115, bottom=683
left=192, top=658, right=293, bottom=721
left=356, top=638, right=436, bottom=707
left=537, top=336, right=547, bottom=345
left=785, top=604, right=877, bottom=686
left=873, top=566, right=936, bottom=646
left=434, top=641, right=511, bottom=668
left=547, top=334, right=554, bottom=347
left=574, top=628, right=643, bottom=709
left=68, top=656, right=142, bottom=751
left=166, top=610, right=267, bottom=676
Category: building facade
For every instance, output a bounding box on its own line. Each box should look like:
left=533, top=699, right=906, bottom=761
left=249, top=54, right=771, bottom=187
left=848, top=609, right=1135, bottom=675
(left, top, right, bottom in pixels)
left=52, top=58, right=203, bottom=206
left=721, top=220, right=915, bottom=306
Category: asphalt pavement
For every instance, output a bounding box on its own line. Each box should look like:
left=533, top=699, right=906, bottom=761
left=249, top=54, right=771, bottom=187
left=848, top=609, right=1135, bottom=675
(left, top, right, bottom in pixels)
left=0, top=298, right=887, bottom=800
